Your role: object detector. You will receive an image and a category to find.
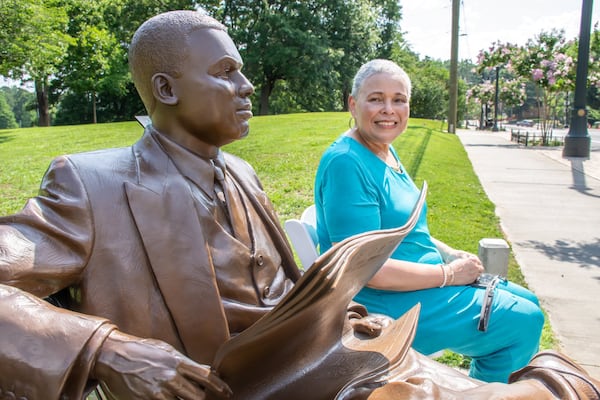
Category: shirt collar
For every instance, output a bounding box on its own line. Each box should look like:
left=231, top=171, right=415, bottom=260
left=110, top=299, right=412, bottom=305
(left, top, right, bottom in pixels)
left=151, top=128, right=223, bottom=198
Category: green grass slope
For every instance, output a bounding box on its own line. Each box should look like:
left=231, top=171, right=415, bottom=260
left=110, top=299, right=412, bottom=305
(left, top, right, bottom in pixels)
left=0, top=113, right=556, bottom=359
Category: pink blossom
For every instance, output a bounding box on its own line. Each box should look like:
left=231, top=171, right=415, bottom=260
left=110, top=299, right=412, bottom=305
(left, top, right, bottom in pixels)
left=477, top=51, right=486, bottom=64
left=532, top=69, right=544, bottom=81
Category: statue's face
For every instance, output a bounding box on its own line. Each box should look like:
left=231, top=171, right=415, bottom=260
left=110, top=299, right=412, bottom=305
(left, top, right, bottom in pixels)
left=171, top=28, right=254, bottom=148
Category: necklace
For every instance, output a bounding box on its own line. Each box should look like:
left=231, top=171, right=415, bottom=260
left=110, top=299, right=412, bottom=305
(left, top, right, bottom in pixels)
left=349, top=128, right=402, bottom=173
left=388, top=155, right=402, bottom=173
left=376, top=149, right=402, bottom=173
left=390, top=159, right=402, bottom=173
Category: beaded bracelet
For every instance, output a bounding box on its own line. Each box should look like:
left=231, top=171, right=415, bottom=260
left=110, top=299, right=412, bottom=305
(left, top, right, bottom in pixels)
left=438, top=263, right=447, bottom=288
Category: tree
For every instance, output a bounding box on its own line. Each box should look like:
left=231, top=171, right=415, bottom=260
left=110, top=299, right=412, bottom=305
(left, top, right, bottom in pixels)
left=0, top=90, right=18, bottom=129
left=586, top=23, right=600, bottom=118
left=223, top=0, right=335, bottom=115
left=222, top=0, right=401, bottom=115
left=371, top=0, right=403, bottom=59
left=54, top=0, right=202, bottom=124
left=56, top=0, right=129, bottom=124
left=1, top=86, right=36, bottom=127
left=499, top=79, right=527, bottom=120
left=319, top=0, right=380, bottom=111
left=467, top=80, right=495, bottom=128
left=409, top=59, right=450, bottom=120
left=513, top=31, right=578, bottom=139
left=0, top=0, right=71, bottom=126
left=2, top=0, right=410, bottom=123
left=474, top=28, right=600, bottom=139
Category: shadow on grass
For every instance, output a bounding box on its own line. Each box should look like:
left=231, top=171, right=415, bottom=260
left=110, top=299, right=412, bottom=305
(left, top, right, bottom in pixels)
left=518, top=238, right=600, bottom=269
left=406, top=128, right=432, bottom=178
left=0, top=131, right=15, bottom=144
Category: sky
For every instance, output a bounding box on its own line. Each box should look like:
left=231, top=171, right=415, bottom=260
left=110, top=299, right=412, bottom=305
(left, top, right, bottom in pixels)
left=400, top=0, right=600, bottom=62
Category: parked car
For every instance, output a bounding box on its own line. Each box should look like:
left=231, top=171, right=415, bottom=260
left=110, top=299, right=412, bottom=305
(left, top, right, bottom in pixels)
left=516, top=119, right=535, bottom=127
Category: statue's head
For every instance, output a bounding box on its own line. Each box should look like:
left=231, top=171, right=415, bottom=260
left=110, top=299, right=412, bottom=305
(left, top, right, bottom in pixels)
left=129, top=10, right=254, bottom=151
left=129, top=10, right=225, bottom=115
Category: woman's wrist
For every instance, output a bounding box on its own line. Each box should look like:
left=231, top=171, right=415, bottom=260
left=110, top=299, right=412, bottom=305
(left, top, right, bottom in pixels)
left=438, top=263, right=455, bottom=288
left=438, top=263, right=447, bottom=288
left=447, top=263, right=455, bottom=285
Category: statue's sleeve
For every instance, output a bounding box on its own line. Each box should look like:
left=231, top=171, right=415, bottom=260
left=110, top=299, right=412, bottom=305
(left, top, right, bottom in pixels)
left=0, top=284, right=115, bottom=399
left=0, top=156, right=108, bottom=399
left=0, top=155, right=93, bottom=296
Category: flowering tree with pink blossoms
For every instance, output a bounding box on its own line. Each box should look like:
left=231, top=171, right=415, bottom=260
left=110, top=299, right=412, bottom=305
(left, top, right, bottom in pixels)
left=474, top=41, right=528, bottom=129
left=466, top=80, right=495, bottom=128
left=511, top=30, right=574, bottom=140
left=475, top=29, right=600, bottom=143
left=499, top=79, right=527, bottom=120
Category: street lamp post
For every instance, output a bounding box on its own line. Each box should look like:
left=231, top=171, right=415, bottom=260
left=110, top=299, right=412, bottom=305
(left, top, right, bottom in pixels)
left=563, top=0, right=593, bottom=158
left=492, top=66, right=500, bottom=131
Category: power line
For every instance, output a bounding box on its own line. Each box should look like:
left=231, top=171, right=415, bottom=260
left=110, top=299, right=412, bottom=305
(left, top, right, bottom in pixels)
left=459, top=0, right=474, bottom=61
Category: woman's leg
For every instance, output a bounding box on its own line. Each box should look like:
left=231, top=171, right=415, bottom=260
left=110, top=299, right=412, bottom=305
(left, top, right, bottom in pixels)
left=354, top=283, right=544, bottom=383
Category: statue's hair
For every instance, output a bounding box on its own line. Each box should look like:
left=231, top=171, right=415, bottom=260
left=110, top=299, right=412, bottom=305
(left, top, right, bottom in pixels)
left=128, top=10, right=226, bottom=114
left=351, top=59, right=412, bottom=100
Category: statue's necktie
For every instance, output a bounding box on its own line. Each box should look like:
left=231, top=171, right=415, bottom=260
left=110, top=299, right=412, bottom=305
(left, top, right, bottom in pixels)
left=212, top=160, right=228, bottom=215
left=212, top=159, right=250, bottom=245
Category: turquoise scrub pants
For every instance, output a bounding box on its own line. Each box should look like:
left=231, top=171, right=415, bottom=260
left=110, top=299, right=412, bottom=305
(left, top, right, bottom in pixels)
left=354, top=280, right=544, bottom=383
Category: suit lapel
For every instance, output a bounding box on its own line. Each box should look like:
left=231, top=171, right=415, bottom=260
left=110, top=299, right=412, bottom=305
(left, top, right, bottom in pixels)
left=125, top=131, right=229, bottom=363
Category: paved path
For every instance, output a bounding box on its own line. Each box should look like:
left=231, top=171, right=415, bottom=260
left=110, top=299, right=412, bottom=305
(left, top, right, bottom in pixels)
left=457, top=128, right=600, bottom=379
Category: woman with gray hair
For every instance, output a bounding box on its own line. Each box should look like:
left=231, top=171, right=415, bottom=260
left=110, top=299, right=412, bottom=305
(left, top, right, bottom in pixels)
left=314, top=59, right=544, bottom=383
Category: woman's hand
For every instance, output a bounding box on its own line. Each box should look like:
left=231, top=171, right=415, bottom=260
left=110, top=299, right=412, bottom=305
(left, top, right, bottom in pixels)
left=445, top=249, right=476, bottom=263
left=93, top=330, right=232, bottom=400
left=446, top=253, right=484, bottom=285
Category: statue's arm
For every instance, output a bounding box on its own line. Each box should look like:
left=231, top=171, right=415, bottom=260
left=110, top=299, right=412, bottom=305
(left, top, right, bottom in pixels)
left=0, top=156, right=104, bottom=399
left=0, top=157, right=232, bottom=399
left=0, top=284, right=115, bottom=399
left=0, top=155, right=93, bottom=296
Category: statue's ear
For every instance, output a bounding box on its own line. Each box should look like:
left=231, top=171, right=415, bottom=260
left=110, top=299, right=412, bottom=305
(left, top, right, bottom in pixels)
left=151, top=73, right=178, bottom=106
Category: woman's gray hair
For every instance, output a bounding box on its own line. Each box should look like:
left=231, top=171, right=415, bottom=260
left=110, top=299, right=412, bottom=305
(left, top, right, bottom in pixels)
left=351, top=59, right=412, bottom=99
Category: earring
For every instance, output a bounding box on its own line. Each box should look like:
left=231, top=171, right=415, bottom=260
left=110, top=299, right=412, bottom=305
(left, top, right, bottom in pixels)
left=348, top=116, right=356, bottom=129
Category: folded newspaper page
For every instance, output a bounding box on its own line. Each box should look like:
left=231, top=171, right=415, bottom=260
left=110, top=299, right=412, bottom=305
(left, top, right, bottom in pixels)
left=208, top=182, right=428, bottom=400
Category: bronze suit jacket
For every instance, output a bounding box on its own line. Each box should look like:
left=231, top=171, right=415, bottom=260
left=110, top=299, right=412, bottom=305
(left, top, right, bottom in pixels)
left=0, top=128, right=301, bottom=400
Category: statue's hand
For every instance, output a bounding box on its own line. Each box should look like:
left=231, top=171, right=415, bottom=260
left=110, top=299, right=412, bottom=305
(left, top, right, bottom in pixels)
left=92, top=330, right=232, bottom=400
left=347, top=311, right=393, bottom=338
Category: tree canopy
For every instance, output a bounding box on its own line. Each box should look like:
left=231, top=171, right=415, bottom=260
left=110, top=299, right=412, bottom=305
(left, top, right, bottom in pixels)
left=1, top=0, right=468, bottom=127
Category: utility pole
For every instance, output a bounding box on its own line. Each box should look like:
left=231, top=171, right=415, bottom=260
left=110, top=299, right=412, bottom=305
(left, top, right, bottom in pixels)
left=447, top=0, right=460, bottom=134
left=563, top=0, right=593, bottom=158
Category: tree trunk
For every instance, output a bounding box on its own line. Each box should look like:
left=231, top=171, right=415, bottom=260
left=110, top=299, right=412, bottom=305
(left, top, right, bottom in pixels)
left=35, top=77, right=50, bottom=127
left=341, top=81, right=350, bottom=111
left=92, top=91, right=97, bottom=124
left=258, top=78, right=275, bottom=116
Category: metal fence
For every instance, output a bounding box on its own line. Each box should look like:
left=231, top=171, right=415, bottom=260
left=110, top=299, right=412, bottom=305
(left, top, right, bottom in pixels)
left=510, top=129, right=565, bottom=147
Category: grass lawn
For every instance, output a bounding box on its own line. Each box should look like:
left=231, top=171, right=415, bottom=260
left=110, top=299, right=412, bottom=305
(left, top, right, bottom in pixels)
left=0, top=112, right=556, bottom=368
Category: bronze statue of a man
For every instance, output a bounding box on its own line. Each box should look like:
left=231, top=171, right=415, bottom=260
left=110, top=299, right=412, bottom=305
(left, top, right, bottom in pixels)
left=0, top=10, right=598, bottom=400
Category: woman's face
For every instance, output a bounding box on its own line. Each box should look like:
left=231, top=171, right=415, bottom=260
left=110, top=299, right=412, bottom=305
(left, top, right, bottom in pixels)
left=349, top=72, right=410, bottom=145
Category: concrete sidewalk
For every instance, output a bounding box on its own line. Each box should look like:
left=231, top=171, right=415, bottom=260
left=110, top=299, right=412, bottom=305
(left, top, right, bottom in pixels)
left=457, top=129, right=600, bottom=379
